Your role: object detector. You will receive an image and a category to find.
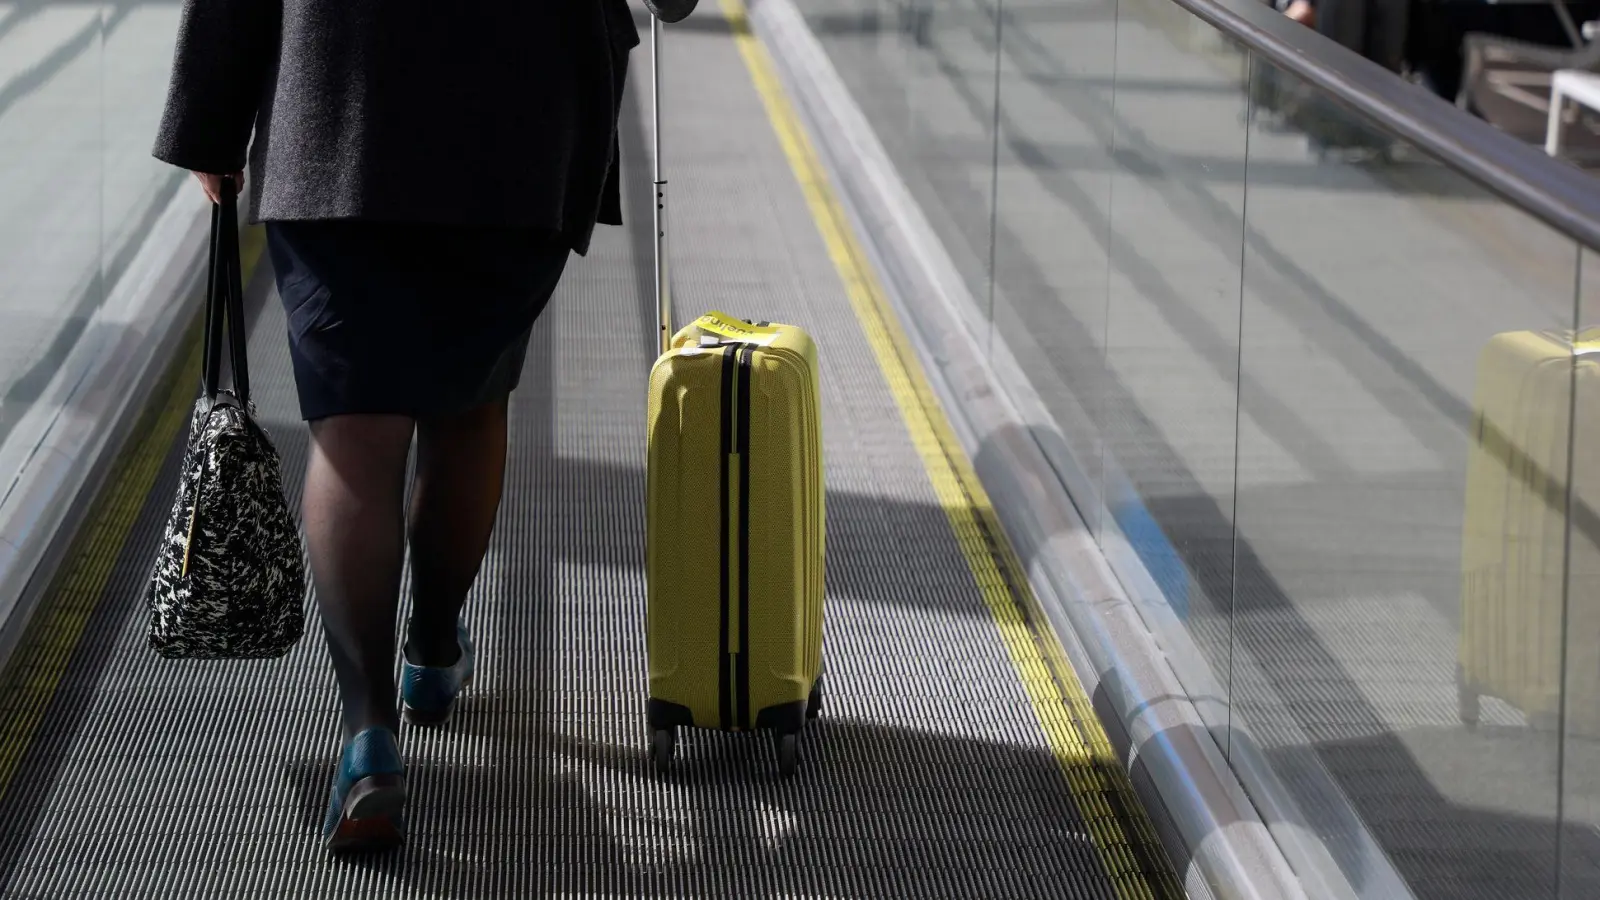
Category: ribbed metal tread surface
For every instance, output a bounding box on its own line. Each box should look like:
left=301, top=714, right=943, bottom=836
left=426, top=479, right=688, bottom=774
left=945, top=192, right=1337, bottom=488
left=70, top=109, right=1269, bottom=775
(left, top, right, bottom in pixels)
left=0, top=8, right=1141, bottom=898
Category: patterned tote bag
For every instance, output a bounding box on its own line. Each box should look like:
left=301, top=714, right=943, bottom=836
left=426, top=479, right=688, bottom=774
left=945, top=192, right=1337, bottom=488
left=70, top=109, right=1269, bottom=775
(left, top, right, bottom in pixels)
left=146, top=182, right=306, bottom=659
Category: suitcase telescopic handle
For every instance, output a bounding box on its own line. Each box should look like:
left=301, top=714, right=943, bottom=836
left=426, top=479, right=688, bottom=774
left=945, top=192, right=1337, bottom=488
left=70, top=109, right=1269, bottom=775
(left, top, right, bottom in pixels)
left=652, top=15, right=672, bottom=356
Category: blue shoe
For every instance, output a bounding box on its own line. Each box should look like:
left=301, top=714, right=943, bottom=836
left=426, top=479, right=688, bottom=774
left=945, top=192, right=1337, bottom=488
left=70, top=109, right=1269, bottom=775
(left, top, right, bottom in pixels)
left=401, top=623, right=476, bottom=726
left=322, top=727, right=406, bottom=853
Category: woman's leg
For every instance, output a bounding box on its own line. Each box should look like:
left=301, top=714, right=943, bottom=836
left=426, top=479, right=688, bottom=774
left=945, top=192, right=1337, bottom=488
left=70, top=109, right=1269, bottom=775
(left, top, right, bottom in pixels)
left=404, top=399, right=511, bottom=666
left=302, top=413, right=417, bottom=740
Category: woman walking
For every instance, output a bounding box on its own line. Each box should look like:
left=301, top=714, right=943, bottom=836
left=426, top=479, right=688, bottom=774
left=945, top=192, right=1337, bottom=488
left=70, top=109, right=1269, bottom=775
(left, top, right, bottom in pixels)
left=152, top=0, right=692, bottom=853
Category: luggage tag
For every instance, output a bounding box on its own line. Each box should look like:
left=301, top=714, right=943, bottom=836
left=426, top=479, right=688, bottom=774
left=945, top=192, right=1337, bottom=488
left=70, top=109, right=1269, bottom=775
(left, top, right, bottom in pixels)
left=1538, top=328, right=1600, bottom=356
left=1577, top=327, right=1600, bottom=355
left=694, top=311, right=779, bottom=346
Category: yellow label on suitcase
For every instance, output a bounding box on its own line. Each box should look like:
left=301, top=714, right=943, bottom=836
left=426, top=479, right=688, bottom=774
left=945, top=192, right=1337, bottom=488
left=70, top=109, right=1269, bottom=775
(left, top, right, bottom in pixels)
left=693, top=311, right=781, bottom=345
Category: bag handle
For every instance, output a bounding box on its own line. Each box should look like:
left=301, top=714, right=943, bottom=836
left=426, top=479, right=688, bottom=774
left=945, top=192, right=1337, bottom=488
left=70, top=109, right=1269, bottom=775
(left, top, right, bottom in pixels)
left=202, top=177, right=251, bottom=407
left=652, top=15, right=672, bottom=355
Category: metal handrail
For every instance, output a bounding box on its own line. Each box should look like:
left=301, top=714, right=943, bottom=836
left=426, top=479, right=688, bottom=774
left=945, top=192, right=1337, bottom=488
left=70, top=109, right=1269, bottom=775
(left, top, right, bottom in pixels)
left=1179, top=0, right=1600, bottom=251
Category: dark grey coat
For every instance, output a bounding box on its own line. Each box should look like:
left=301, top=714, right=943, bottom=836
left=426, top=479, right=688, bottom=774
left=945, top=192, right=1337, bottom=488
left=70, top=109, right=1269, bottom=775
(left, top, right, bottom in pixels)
left=152, top=0, right=640, bottom=255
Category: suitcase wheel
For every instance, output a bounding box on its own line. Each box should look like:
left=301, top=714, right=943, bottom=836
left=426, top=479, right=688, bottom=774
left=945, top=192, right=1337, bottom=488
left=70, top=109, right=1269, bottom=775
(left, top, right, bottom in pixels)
left=806, top=683, right=823, bottom=721
left=774, top=731, right=799, bottom=778
left=650, top=728, right=676, bottom=774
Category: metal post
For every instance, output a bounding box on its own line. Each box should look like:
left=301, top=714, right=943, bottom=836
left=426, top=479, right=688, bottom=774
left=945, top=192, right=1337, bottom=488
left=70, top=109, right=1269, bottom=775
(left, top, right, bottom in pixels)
left=652, top=15, right=672, bottom=356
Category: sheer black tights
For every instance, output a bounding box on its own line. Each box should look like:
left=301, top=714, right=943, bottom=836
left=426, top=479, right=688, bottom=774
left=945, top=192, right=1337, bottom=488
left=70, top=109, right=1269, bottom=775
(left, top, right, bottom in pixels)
left=302, top=401, right=510, bottom=740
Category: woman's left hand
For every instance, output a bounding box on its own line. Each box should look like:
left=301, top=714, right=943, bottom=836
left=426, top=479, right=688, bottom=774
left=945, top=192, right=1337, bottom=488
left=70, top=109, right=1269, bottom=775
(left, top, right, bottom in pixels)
left=193, top=171, right=244, bottom=205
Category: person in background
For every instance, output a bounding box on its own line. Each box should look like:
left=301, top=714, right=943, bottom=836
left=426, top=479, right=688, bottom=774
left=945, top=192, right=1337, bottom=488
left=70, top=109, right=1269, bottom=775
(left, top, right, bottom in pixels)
left=1275, top=0, right=1599, bottom=106
left=150, top=0, right=695, bottom=853
left=1406, top=0, right=1600, bottom=103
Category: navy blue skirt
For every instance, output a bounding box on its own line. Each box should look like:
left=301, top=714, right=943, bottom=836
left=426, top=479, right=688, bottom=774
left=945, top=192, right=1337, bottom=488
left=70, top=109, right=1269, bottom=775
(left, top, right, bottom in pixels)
left=265, top=221, right=570, bottom=421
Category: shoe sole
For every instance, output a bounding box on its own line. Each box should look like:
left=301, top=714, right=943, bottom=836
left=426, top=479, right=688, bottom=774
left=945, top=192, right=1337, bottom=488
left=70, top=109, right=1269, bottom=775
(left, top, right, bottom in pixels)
left=326, top=773, right=407, bottom=854
left=401, top=701, right=456, bottom=727
left=401, top=672, right=474, bottom=727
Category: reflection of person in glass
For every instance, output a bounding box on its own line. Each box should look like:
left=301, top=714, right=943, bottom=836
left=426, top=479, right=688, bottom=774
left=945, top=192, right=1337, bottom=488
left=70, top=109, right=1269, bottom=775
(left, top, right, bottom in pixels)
left=149, top=0, right=661, bottom=854
left=1273, top=0, right=1410, bottom=78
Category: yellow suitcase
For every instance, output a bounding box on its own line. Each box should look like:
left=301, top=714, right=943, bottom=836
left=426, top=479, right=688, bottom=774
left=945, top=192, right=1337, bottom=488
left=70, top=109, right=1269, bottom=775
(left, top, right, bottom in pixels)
left=1459, top=329, right=1600, bottom=735
left=642, top=19, right=824, bottom=777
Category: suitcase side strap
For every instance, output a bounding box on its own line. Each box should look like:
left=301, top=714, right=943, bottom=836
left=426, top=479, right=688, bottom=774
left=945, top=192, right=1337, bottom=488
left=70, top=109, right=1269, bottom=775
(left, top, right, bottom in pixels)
left=718, top=345, right=736, bottom=730
left=735, top=345, right=753, bottom=731
left=716, top=343, right=757, bottom=731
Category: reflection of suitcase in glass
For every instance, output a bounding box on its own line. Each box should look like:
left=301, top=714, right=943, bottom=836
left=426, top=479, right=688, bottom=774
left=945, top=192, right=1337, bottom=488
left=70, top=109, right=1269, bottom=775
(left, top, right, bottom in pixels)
left=1246, top=0, right=1404, bottom=153
left=1246, top=59, right=1395, bottom=153
left=1458, top=330, right=1600, bottom=735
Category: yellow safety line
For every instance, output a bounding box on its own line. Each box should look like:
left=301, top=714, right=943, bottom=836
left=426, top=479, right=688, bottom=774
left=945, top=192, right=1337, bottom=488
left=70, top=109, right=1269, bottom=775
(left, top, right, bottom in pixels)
left=718, top=3, right=1184, bottom=895
left=0, top=225, right=266, bottom=807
